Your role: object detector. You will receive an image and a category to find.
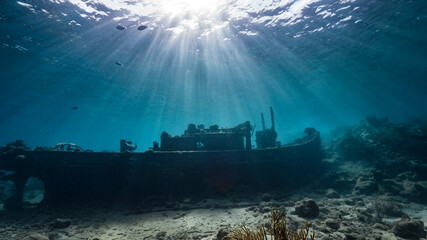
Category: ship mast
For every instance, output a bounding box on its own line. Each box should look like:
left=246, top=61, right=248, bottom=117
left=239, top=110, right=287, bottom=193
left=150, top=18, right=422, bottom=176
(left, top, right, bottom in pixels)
left=270, top=106, right=275, bottom=131
left=261, top=113, right=266, bottom=131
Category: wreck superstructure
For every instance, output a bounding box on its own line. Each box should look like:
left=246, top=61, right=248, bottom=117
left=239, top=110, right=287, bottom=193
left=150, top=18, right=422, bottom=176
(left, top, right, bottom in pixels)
left=159, top=107, right=278, bottom=151
left=0, top=108, right=323, bottom=210
left=159, top=121, right=252, bottom=151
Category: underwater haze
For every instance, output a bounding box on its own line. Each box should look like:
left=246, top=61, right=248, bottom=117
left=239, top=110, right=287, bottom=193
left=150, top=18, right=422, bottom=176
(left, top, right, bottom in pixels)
left=0, top=0, right=426, bottom=151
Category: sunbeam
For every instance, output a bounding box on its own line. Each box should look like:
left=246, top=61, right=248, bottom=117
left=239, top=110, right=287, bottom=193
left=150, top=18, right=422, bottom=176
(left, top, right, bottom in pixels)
left=0, top=0, right=426, bottom=150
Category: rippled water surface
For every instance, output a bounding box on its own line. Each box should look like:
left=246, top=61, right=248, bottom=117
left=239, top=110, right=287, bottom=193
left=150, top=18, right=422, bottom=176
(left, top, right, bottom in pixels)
left=0, top=0, right=426, bottom=150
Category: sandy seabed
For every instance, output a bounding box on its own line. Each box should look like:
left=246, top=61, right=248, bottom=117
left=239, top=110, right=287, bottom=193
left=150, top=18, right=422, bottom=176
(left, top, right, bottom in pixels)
left=0, top=187, right=426, bottom=240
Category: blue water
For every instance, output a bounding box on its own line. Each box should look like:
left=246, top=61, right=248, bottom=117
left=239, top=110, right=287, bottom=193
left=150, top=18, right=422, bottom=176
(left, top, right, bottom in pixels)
left=0, top=0, right=426, bottom=151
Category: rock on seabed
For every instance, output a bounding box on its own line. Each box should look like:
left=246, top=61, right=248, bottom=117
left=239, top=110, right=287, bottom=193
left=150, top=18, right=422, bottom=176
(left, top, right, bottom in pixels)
left=392, top=215, right=425, bottom=239
left=295, top=198, right=319, bottom=218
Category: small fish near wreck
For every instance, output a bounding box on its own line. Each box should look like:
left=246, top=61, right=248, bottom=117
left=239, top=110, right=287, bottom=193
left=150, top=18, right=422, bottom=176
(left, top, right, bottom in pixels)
left=138, top=25, right=148, bottom=31
left=0, top=108, right=322, bottom=210
left=116, top=25, right=126, bottom=30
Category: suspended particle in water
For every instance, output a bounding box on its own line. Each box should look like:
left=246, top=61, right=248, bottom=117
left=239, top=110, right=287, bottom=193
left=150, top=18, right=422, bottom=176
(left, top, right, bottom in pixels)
left=72, top=106, right=78, bottom=110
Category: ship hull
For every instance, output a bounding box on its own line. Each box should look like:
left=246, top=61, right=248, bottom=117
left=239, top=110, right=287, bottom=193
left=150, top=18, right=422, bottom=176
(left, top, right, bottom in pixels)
left=0, top=132, right=322, bottom=209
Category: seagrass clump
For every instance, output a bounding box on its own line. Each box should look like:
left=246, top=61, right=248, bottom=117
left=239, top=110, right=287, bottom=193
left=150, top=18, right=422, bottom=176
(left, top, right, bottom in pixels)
left=225, top=208, right=315, bottom=240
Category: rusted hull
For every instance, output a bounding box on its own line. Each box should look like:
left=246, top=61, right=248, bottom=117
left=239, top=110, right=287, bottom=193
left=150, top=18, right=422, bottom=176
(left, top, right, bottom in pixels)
left=0, top=132, right=322, bottom=209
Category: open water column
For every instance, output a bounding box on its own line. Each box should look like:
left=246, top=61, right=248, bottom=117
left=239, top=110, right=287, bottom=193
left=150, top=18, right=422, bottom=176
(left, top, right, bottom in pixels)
left=0, top=0, right=426, bottom=240
left=0, top=0, right=426, bottom=151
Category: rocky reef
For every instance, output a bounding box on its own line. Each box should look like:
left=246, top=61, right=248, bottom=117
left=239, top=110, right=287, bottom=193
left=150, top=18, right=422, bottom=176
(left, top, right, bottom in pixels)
left=323, top=116, right=427, bottom=204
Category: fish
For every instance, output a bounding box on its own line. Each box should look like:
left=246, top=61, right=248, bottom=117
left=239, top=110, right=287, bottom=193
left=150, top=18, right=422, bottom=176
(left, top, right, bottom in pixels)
left=115, top=61, right=123, bottom=66
left=72, top=106, right=78, bottom=110
left=138, top=25, right=148, bottom=31
left=116, top=25, right=126, bottom=30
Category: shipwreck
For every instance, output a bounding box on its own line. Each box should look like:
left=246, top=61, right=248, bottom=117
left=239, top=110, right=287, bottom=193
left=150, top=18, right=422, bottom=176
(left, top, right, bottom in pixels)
left=0, top=108, right=322, bottom=210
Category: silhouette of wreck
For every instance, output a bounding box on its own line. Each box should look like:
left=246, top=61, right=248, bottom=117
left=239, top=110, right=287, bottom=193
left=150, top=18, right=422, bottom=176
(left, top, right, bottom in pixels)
left=0, top=108, right=322, bottom=210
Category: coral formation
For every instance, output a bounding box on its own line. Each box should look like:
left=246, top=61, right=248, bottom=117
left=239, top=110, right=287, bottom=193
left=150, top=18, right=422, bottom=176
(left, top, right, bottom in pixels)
left=225, top=209, right=315, bottom=240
